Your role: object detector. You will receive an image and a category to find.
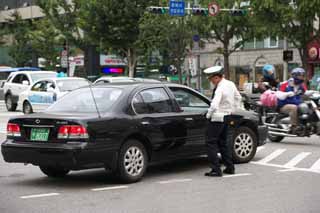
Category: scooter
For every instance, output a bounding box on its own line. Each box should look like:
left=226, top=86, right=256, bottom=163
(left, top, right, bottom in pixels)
left=262, top=91, right=320, bottom=142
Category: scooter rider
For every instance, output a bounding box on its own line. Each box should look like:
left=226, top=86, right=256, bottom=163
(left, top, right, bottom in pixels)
left=277, top=67, right=307, bottom=133
left=258, top=64, right=279, bottom=93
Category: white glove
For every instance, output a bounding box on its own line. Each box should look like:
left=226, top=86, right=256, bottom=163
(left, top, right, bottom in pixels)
left=206, top=112, right=212, bottom=120
left=286, top=91, right=295, bottom=97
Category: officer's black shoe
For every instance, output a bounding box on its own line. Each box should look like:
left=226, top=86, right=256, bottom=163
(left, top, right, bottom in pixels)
left=204, top=170, right=222, bottom=177
left=223, top=168, right=235, bottom=175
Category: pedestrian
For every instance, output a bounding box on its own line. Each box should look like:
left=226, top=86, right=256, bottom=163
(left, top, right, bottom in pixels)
left=204, top=66, right=242, bottom=177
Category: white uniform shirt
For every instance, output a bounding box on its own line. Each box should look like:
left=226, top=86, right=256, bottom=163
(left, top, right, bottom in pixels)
left=206, top=78, right=242, bottom=122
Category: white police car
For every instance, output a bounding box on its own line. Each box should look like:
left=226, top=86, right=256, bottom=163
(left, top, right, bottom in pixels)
left=18, top=77, right=90, bottom=114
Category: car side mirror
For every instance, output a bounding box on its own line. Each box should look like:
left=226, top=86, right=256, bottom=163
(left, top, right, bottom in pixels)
left=22, top=80, right=29, bottom=85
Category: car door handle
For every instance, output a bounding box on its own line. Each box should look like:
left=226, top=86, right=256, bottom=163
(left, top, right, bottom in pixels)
left=185, top=117, right=193, bottom=121
left=141, top=121, right=150, bottom=125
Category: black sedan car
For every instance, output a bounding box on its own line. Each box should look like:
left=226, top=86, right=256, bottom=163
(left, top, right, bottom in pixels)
left=1, top=82, right=267, bottom=183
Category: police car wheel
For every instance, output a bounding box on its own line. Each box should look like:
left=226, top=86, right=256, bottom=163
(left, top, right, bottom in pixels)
left=39, top=166, right=70, bottom=178
left=117, top=139, right=148, bottom=183
left=5, top=94, right=17, bottom=112
left=23, top=101, right=33, bottom=114
left=231, top=126, right=257, bottom=163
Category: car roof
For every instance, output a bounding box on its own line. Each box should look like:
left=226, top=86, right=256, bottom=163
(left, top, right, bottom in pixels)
left=9, top=71, right=56, bottom=75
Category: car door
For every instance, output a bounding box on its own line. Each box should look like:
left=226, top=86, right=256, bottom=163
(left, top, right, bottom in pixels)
left=168, top=86, right=210, bottom=148
left=10, top=74, right=29, bottom=96
left=28, top=80, right=55, bottom=112
left=132, top=87, right=189, bottom=158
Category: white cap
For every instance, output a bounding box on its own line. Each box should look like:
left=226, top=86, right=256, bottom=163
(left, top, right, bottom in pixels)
left=203, top=66, right=224, bottom=78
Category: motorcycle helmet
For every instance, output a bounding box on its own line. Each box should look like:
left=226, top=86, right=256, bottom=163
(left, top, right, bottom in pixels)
left=291, top=67, right=305, bottom=85
left=262, top=64, right=275, bottom=80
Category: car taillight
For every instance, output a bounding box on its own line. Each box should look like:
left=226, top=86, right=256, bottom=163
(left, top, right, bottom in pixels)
left=58, top=125, right=88, bottom=139
left=7, top=123, right=21, bottom=137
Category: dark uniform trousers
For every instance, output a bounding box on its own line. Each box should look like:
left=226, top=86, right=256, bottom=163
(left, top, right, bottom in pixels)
left=206, top=119, right=234, bottom=173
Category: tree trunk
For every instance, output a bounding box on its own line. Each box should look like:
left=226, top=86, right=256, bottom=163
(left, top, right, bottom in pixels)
left=127, top=48, right=137, bottom=78
left=223, top=42, right=230, bottom=80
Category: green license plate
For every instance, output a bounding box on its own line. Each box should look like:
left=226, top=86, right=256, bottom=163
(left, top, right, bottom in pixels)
left=30, top=128, right=50, bottom=141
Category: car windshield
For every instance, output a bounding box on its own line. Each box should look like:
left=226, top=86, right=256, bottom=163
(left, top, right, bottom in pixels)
left=46, top=87, right=123, bottom=113
left=30, top=73, right=57, bottom=82
left=56, top=79, right=90, bottom=92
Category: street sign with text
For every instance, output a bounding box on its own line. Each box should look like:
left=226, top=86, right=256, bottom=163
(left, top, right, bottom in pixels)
left=169, top=0, right=185, bottom=16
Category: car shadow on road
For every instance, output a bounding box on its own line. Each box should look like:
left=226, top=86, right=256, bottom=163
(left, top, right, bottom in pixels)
left=7, top=157, right=210, bottom=189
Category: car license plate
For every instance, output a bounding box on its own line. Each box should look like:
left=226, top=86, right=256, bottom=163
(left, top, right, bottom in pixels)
left=30, top=128, right=50, bottom=141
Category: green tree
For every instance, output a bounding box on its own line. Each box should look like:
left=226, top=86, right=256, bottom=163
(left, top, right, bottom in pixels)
left=36, top=0, right=99, bottom=76
left=77, top=0, right=157, bottom=77
left=139, top=13, right=195, bottom=84
left=30, top=18, right=64, bottom=70
left=252, top=0, right=320, bottom=70
left=5, top=11, right=34, bottom=67
left=197, top=0, right=255, bottom=79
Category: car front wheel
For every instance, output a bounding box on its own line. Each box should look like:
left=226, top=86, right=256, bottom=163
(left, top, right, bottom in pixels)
left=39, top=166, right=70, bottom=178
left=231, top=126, right=257, bottom=163
left=117, top=139, right=148, bottom=183
left=23, top=101, right=33, bottom=114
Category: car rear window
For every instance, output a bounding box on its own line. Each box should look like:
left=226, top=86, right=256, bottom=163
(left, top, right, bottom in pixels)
left=46, top=87, right=123, bottom=113
left=56, top=79, right=90, bottom=92
left=30, top=73, right=57, bottom=82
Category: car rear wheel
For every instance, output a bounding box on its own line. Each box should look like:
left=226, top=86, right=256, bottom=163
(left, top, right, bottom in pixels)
left=5, top=94, right=17, bottom=111
left=23, top=101, right=33, bottom=114
left=39, top=166, right=70, bottom=178
left=231, top=126, right=257, bottom=163
left=117, top=139, right=148, bottom=183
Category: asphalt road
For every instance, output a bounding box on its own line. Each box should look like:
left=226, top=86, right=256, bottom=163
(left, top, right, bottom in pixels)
left=0, top=106, right=320, bottom=213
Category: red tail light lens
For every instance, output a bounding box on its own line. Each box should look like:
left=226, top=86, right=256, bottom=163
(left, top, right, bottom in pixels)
left=7, top=123, right=21, bottom=137
left=58, top=125, right=88, bottom=139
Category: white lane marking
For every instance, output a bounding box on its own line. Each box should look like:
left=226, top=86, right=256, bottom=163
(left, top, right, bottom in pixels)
left=251, top=161, right=320, bottom=174
left=159, top=179, right=192, bottom=184
left=0, top=112, right=23, bottom=117
left=256, top=147, right=265, bottom=153
left=20, top=193, right=60, bottom=199
left=223, top=173, right=252, bottom=178
left=310, top=159, right=320, bottom=172
left=257, top=149, right=286, bottom=164
left=91, top=185, right=129, bottom=191
left=278, top=168, right=297, bottom=172
left=283, top=152, right=311, bottom=168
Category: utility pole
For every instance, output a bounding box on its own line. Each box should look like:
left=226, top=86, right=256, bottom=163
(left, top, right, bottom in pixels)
left=283, top=37, right=288, bottom=81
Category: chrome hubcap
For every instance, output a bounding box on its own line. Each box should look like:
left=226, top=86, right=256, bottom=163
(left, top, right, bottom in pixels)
left=124, top=146, right=144, bottom=176
left=234, top=133, right=253, bottom=159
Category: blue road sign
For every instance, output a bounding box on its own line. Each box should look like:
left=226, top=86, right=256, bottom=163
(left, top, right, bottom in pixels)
left=169, top=0, right=185, bottom=16
left=193, top=35, right=200, bottom=42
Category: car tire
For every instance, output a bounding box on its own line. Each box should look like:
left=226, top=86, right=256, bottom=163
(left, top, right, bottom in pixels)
left=39, top=166, right=70, bottom=178
left=117, top=139, right=148, bottom=183
left=23, top=101, right=33, bottom=114
left=5, top=94, right=17, bottom=112
left=230, top=126, right=258, bottom=163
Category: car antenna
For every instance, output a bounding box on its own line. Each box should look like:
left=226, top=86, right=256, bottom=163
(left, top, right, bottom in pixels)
left=88, top=84, right=101, bottom=119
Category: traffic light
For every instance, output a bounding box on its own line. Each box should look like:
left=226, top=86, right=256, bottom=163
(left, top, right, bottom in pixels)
left=229, top=9, right=247, bottom=16
left=283, top=50, right=293, bottom=61
left=148, top=7, right=168, bottom=14
left=192, top=8, right=208, bottom=16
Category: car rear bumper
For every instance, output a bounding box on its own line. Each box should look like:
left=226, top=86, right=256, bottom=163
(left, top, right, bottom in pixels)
left=258, top=125, right=268, bottom=146
left=1, top=140, right=118, bottom=170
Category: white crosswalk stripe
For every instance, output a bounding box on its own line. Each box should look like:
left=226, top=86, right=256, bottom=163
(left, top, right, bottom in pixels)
left=257, top=149, right=286, bottom=164
left=253, top=148, right=320, bottom=174
left=310, top=159, right=320, bottom=172
left=283, top=152, right=311, bottom=168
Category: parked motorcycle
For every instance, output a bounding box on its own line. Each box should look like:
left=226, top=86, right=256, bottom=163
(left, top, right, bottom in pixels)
left=243, top=91, right=320, bottom=142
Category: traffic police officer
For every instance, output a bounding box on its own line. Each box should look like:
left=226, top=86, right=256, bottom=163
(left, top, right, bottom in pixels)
left=204, top=66, right=242, bottom=177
